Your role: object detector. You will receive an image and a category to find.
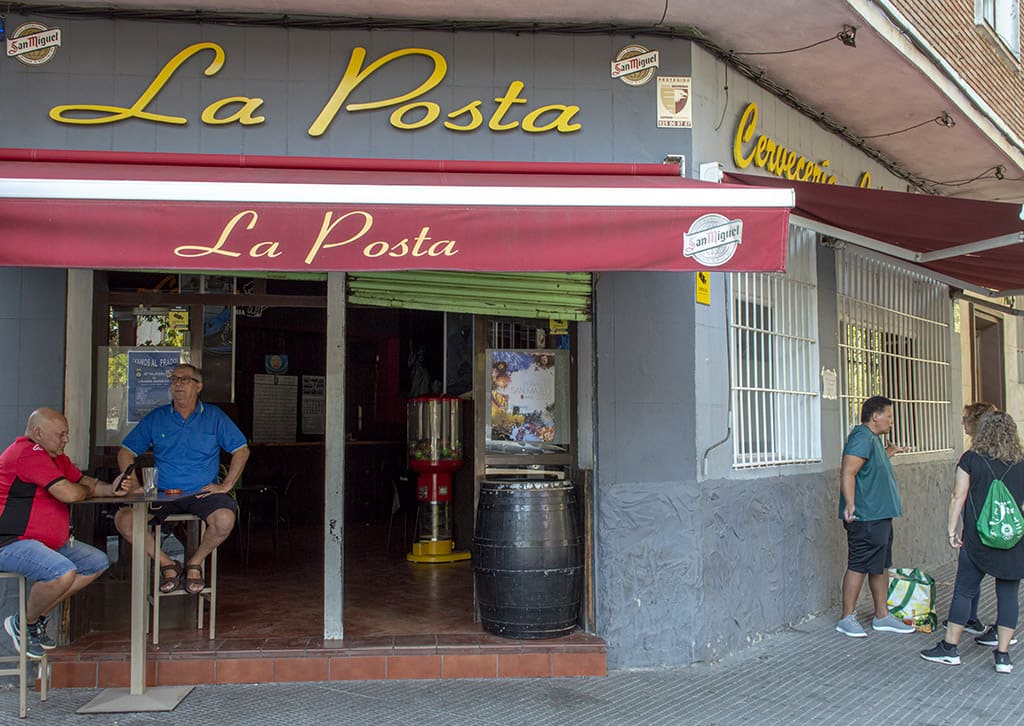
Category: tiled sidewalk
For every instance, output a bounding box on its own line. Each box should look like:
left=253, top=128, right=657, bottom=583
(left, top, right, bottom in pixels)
left=5, top=559, right=1024, bottom=725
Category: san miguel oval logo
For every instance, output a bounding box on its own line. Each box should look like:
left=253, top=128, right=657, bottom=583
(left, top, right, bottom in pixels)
left=7, top=23, right=62, bottom=65
left=683, top=213, right=743, bottom=267
left=611, top=44, right=659, bottom=86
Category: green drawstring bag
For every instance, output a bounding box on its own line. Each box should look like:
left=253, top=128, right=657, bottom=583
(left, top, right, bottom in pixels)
left=974, top=460, right=1024, bottom=550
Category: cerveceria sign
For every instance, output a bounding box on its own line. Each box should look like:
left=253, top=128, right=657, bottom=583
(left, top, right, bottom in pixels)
left=48, top=42, right=582, bottom=136
left=733, top=102, right=872, bottom=188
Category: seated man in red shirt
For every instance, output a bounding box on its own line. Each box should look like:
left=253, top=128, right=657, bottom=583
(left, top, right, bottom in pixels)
left=0, top=408, right=128, bottom=658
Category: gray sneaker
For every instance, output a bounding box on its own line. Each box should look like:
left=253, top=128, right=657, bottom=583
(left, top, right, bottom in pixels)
left=872, top=614, right=916, bottom=633
left=975, top=626, right=1020, bottom=647
left=28, top=614, right=57, bottom=650
left=836, top=614, right=867, bottom=638
left=4, top=615, right=45, bottom=660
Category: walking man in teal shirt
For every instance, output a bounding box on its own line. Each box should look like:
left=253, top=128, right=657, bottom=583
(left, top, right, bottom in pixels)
left=835, top=395, right=916, bottom=637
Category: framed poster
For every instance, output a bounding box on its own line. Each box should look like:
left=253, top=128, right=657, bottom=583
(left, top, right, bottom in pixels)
left=487, top=349, right=569, bottom=449
left=127, top=349, right=185, bottom=423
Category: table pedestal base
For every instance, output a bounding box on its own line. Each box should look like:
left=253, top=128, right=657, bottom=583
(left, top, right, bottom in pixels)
left=76, top=685, right=194, bottom=713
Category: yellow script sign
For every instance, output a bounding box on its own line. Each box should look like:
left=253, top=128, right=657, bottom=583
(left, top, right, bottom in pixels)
left=49, top=42, right=583, bottom=137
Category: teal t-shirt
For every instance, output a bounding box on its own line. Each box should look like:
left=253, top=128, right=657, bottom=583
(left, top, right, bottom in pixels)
left=838, top=424, right=903, bottom=521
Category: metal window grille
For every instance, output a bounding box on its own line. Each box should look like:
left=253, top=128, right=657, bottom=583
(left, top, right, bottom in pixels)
left=836, top=248, right=952, bottom=453
left=729, top=226, right=821, bottom=468
left=489, top=319, right=541, bottom=348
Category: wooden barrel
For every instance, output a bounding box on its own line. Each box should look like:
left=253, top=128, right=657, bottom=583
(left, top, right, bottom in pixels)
left=472, top=479, right=583, bottom=639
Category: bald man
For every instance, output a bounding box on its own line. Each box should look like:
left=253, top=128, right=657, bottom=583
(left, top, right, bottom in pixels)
left=0, top=408, right=128, bottom=658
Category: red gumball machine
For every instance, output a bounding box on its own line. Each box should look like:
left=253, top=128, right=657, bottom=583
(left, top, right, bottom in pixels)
left=407, top=395, right=471, bottom=563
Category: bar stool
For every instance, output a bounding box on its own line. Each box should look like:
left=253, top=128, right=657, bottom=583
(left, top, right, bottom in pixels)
left=0, top=572, right=49, bottom=718
left=148, top=514, right=217, bottom=645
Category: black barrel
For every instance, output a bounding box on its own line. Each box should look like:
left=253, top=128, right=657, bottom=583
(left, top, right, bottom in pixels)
left=472, top=479, right=583, bottom=639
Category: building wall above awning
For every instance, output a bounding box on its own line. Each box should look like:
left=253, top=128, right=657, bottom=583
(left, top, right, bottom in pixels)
left=725, top=172, right=1024, bottom=296
left=0, top=149, right=792, bottom=274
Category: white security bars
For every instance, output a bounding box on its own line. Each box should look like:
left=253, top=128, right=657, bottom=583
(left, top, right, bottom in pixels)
left=729, top=226, right=821, bottom=468
left=837, top=248, right=952, bottom=453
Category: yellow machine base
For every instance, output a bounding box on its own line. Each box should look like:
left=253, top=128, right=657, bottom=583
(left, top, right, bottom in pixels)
left=407, top=539, right=471, bottom=563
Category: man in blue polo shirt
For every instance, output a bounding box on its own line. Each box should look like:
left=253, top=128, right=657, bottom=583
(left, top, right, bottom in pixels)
left=114, top=364, right=249, bottom=595
left=835, top=395, right=915, bottom=638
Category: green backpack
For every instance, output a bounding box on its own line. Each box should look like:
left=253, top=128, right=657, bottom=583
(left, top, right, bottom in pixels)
left=974, top=459, right=1024, bottom=550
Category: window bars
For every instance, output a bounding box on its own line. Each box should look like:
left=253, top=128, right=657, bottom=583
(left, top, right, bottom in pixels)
left=836, top=248, right=952, bottom=453
left=729, top=226, right=821, bottom=468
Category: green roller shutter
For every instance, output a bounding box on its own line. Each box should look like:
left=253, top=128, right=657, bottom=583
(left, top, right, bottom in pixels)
left=346, top=271, right=591, bottom=321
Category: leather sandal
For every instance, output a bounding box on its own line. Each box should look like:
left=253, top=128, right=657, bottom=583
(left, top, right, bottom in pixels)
left=183, top=564, right=205, bottom=595
left=159, top=562, right=182, bottom=593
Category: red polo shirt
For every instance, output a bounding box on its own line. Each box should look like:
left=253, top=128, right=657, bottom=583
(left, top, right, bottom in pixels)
left=0, top=437, right=81, bottom=550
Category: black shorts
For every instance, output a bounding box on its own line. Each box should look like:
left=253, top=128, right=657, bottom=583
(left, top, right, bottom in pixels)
left=844, top=518, right=893, bottom=575
left=148, top=493, right=238, bottom=526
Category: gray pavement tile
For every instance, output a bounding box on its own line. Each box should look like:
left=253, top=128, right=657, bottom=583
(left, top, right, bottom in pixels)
left=3, top=560, right=1024, bottom=724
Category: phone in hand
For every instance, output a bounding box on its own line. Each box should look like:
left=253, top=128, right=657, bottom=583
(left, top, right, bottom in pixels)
left=115, top=463, right=136, bottom=493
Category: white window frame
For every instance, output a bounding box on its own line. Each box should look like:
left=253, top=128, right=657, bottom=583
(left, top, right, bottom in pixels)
left=728, top=226, right=821, bottom=468
left=836, top=248, right=953, bottom=453
left=976, top=0, right=1021, bottom=60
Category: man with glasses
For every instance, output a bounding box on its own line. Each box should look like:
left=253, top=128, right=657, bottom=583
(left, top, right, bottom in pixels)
left=114, top=364, right=249, bottom=596
left=0, top=408, right=128, bottom=658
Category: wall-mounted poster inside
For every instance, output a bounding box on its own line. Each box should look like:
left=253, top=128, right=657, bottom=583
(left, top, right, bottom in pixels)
left=127, top=349, right=186, bottom=423
left=487, top=349, right=569, bottom=452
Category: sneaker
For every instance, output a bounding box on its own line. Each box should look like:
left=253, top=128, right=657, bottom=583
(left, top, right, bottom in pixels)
left=942, top=618, right=986, bottom=635
left=975, top=626, right=1020, bottom=647
left=872, top=613, right=916, bottom=633
left=28, top=615, right=57, bottom=650
left=836, top=614, right=867, bottom=638
left=920, top=640, right=961, bottom=665
left=3, top=615, right=45, bottom=660
left=995, top=650, right=1014, bottom=674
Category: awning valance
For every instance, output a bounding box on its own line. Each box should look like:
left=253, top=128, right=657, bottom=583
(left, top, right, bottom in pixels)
left=0, top=149, right=792, bottom=274
left=725, top=172, right=1024, bottom=295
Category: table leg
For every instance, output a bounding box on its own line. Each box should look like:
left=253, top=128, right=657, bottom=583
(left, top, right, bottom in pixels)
left=77, top=500, right=194, bottom=713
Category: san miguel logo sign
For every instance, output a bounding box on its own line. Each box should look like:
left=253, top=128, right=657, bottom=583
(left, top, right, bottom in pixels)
left=683, top=214, right=743, bottom=267
left=6, top=23, right=62, bottom=65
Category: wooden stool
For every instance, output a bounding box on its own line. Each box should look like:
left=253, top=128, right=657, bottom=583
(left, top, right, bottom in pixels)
left=148, top=514, right=217, bottom=645
left=0, top=572, right=49, bottom=718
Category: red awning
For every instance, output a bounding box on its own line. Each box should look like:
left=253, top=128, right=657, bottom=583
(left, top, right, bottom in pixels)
left=0, top=149, right=792, bottom=273
left=726, top=172, right=1024, bottom=295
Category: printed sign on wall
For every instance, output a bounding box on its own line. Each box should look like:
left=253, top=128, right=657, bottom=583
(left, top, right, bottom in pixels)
left=657, top=76, right=692, bottom=128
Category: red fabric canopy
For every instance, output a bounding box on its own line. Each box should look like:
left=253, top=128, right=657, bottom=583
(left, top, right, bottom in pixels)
left=0, top=150, right=792, bottom=274
left=726, top=172, right=1024, bottom=294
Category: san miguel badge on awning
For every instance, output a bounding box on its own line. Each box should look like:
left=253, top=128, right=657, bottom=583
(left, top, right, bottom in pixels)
left=6, top=23, right=62, bottom=65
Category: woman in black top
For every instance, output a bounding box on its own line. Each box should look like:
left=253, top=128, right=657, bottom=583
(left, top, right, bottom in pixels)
left=921, top=411, right=1024, bottom=674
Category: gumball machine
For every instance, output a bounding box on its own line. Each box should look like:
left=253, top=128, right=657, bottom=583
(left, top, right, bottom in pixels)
left=406, top=395, right=471, bottom=563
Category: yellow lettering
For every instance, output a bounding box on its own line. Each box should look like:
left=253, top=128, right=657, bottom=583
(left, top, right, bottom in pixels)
left=782, top=151, right=798, bottom=180
left=363, top=241, right=390, bottom=257
left=754, top=136, right=770, bottom=168
left=428, top=240, right=459, bottom=257
left=390, top=102, right=441, bottom=130
left=309, top=47, right=447, bottom=136
left=201, top=97, right=266, bottom=126
left=445, top=101, right=484, bottom=131
left=389, top=238, right=410, bottom=257
left=50, top=42, right=225, bottom=125
left=249, top=240, right=282, bottom=258
left=410, top=228, right=431, bottom=256
left=732, top=103, right=759, bottom=168
left=305, top=210, right=373, bottom=265
left=489, top=81, right=528, bottom=131
left=521, top=105, right=582, bottom=133
left=858, top=172, right=872, bottom=188
left=174, top=209, right=251, bottom=258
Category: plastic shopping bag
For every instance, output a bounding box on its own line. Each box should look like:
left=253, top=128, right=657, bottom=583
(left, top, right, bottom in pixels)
left=886, top=567, right=937, bottom=633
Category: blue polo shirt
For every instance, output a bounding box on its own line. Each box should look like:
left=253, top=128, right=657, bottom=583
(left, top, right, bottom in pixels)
left=838, top=424, right=903, bottom=521
left=122, top=401, right=247, bottom=495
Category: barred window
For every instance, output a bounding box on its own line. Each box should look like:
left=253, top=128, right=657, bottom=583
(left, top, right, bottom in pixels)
left=837, top=249, right=952, bottom=453
left=729, top=226, right=821, bottom=468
